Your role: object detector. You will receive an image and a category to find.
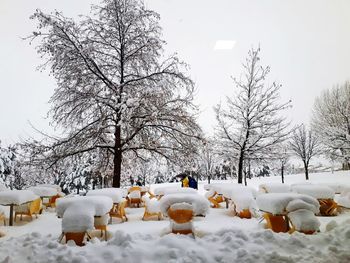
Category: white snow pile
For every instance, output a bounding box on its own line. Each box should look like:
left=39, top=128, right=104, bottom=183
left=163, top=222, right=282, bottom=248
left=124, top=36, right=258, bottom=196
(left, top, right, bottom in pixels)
left=86, top=188, right=126, bottom=203
left=154, top=186, right=197, bottom=196
left=311, top=182, right=350, bottom=194
left=206, top=183, right=258, bottom=198
left=56, top=196, right=113, bottom=233
left=160, top=193, right=210, bottom=216
left=336, top=188, right=350, bottom=208
left=2, top=222, right=350, bottom=263
left=27, top=186, right=58, bottom=197
left=259, top=183, right=291, bottom=193
left=256, top=193, right=320, bottom=215
left=291, top=184, right=335, bottom=199
left=0, top=190, right=39, bottom=205
left=288, top=209, right=320, bottom=232
left=128, top=190, right=141, bottom=199
left=142, top=196, right=161, bottom=213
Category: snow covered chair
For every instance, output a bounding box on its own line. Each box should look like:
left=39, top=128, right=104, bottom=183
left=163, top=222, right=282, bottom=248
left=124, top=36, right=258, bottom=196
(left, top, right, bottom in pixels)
left=128, top=186, right=142, bottom=207
left=0, top=207, right=6, bottom=225
left=109, top=199, right=128, bottom=223
left=205, top=190, right=224, bottom=208
left=288, top=209, right=320, bottom=234
left=94, top=213, right=110, bottom=241
left=142, top=195, right=162, bottom=221
left=14, top=198, right=42, bottom=221
left=167, top=202, right=194, bottom=235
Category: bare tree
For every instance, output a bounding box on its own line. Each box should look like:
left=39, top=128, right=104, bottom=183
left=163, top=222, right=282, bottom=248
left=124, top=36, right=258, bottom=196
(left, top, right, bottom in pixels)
left=215, top=47, right=291, bottom=184
left=289, top=124, right=320, bottom=180
left=312, top=82, right=350, bottom=170
left=25, top=0, right=201, bottom=187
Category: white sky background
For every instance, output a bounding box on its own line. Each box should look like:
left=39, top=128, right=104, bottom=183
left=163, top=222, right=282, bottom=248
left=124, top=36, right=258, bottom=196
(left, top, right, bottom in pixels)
left=1, top=0, right=350, bottom=145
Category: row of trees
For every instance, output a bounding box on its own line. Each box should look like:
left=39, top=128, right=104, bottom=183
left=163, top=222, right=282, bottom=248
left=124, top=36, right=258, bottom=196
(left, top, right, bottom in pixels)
left=1, top=0, right=349, bottom=191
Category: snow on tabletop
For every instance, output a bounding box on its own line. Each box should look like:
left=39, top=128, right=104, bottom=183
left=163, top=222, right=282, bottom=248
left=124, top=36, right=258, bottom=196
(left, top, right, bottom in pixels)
left=86, top=188, right=126, bottom=203
left=0, top=190, right=39, bottom=205
left=27, top=186, right=57, bottom=197
left=56, top=196, right=113, bottom=218
left=160, top=193, right=209, bottom=216
left=36, top=184, right=62, bottom=193
left=128, top=190, right=141, bottom=199
left=259, top=183, right=291, bottom=193
left=154, top=186, right=197, bottom=196
left=207, top=184, right=258, bottom=198
left=256, top=193, right=319, bottom=215
left=291, top=184, right=335, bottom=199
left=228, top=189, right=256, bottom=212
left=142, top=196, right=161, bottom=213
left=288, top=209, right=321, bottom=232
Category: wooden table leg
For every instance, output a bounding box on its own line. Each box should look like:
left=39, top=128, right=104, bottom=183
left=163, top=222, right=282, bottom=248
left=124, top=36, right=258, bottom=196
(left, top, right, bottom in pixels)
left=9, top=204, right=14, bottom=226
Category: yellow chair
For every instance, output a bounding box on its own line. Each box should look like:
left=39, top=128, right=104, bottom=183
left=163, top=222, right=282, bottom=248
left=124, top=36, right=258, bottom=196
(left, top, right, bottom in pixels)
left=167, top=203, right=194, bottom=235
left=263, top=213, right=289, bottom=233
left=43, top=194, right=61, bottom=208
left=0, top=211, right=6, bottom=226
left=14, top=198, right=42, bottom=221
left=109, top=200, right=128, bottom=223
left=207, top=191, right=224, bottom=208
left=142, top=196, right=162, bottom=221
left=128, top=186, right=142, bottom=207
left=60, top=232, right=88, bottom=246
left=94, top=214, right=109, bottom=241
left=318, top=199, right=338, bottom=216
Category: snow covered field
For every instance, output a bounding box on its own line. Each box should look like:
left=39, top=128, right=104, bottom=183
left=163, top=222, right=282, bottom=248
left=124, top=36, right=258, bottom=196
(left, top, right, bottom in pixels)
left=1, top=171, right=350, bottom=263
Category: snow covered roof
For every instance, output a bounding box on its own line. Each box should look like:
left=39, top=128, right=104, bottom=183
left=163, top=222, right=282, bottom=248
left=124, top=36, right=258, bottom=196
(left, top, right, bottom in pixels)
left=256, top=193, right=320, bottom=215
left=0, top=190, right=39, bottom=205
left=259, top=183, right=291, bottom=193
left=27, top=186, right=58, bottom=197
left=86, top=188, right=127, bottom=203
left=159, top=193, right=209, bottom=216
left=291, top=184, right=335, bottom=199
left=153, top=186, right=197, bottom=196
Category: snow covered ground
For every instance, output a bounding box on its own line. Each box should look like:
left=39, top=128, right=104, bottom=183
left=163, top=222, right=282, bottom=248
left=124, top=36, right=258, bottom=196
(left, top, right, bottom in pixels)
left=1, top=171, right=350, bottom=263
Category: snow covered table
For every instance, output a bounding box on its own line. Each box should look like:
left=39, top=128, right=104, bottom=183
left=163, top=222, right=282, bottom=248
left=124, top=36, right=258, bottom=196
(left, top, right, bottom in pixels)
left=259, top=183, right=291, bottom=193
left=0, top=190, right=39, bottom=226
left=256, top=193, right=320, bottom=233
left=86, top=188, right=126, bottom=204
left=153, top=186, right=197, bottom=198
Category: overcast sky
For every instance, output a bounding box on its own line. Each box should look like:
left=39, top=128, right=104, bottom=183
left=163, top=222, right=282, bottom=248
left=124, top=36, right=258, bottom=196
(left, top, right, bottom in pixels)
left=1, top=0, right=350, bottom=145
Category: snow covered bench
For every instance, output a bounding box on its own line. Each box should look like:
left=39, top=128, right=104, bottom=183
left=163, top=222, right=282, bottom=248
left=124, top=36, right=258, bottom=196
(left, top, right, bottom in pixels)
left=256, top=193, right=320, bottom=234
left=56, top=196, right=113, bottom=245
left=0, top=190, right=39, bottom=226
left=259, top=183, right=291, bottom=193
left=291, top=184, right=338, bottom=216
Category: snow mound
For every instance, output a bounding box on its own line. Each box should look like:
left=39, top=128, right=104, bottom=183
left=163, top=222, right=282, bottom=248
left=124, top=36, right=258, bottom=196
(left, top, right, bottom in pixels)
left=228, top=188, right=256, bottom=213
left=288, top=209, right=320, bottom=232
left=86, top=188, right=126, bottom=203
left=160, top=193, right=209, bottom=216
left=2, top=223, right=350, bottom=263
left=286, top=199, right=319, bottom=214
left=259, top=183, right=291, bottom=193
left=142, top=196, right=161, bottom=213
left=0, top=190, right=39, bottom=205
left=336, top=188, right=350, bottom=208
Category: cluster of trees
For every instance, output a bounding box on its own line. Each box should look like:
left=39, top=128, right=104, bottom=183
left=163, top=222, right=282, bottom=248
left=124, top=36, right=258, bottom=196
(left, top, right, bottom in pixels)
left=2, top=0, right=349, bottom=192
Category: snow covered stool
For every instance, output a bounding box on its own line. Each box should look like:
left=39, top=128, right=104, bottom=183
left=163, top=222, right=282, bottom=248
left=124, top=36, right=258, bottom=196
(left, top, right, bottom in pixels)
left=142, top=195, right=162, bottom=221
left=14, top=198, right=42, bottom=222
left=128, top=186, right=142, bottom=207
left=57, top=196, right=113, bottom=246
left=256, top=193, right=320, bottom=234
left=259, top=183, right=291, bottom=193
left=167, top=203, right=194, bottom=235
left=291, top=184, right=338, bottom=216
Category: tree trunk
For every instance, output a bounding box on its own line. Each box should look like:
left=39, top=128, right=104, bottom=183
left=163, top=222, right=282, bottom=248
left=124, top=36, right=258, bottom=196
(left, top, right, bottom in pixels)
left=281, top=164, right=284, bottom=184
left=237, top=151, right=244, bottom=184
left=112, top=125, right=122, bottom=188
left=304, top=161, right=309, bottom=180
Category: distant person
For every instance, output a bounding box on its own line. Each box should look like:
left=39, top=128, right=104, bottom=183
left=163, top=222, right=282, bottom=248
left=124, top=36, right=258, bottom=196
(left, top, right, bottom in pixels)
left=181, top=176, right=189, bottom=187
left=188, top=176, right=198, bottom=190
